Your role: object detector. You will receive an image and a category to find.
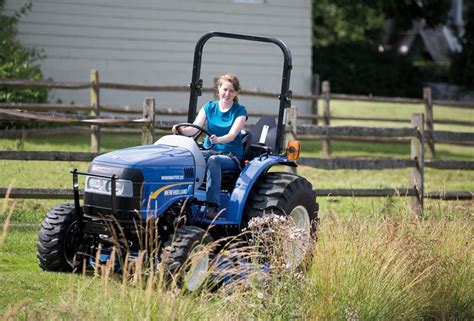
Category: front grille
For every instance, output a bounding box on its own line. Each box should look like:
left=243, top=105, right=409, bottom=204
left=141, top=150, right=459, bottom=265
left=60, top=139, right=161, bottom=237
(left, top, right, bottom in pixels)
left=83, top=192, right=141, bottom=218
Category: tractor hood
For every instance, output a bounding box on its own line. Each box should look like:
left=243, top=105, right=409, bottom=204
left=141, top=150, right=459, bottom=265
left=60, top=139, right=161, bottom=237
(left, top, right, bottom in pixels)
left=90, top=136, right=206, bottom=192
left=93, top=145, right=194, bottom=168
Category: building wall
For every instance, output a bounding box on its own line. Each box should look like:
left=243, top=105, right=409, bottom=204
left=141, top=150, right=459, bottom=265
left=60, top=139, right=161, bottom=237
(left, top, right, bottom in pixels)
left=5, top=0, right=313, bottom=117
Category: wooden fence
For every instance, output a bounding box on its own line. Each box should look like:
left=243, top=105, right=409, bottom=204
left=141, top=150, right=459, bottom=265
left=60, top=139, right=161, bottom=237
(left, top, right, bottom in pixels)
left=315, top=81, right=474, bottom=158
left=2, top=70, right=473, bottom=154
left=0, top=109, right=472, bottom=216
left=1, top=72, right=473, bottom=216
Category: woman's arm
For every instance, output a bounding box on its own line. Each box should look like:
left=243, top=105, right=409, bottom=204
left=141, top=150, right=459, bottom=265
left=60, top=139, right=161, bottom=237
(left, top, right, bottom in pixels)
left=172, top=108, right=207, bottom=135
left=209, top=115, right=246, bottom=144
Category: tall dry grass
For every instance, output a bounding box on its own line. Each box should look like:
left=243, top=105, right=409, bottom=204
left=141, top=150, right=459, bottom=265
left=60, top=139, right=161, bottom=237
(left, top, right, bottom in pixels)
left=0, top=182, right=16, bottom=250
left=3, top=199, right=472, bottom=320
left=306, top=200, right=473, bottom=319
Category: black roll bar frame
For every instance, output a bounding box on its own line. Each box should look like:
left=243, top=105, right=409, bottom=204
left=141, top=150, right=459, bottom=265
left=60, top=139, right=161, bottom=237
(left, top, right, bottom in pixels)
left=187, top=31, right=293, bottom=154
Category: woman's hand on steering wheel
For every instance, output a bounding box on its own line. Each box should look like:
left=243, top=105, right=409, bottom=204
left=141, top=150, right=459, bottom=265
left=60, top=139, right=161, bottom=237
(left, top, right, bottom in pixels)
left=172, top=123, right=214, bottom=150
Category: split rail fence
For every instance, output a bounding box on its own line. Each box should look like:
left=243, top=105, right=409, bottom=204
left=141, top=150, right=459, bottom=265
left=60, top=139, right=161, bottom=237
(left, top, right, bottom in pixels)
left=1, top=71, right=473, bottom=156
left=1, top=71, right=473, bottom=216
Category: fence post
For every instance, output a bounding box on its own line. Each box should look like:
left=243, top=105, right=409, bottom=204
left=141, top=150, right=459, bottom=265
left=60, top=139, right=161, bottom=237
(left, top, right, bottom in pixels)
left=311, top=73, right=320, bottom=125
left=410, top=113, right=425, bottom=217
left=423, top=87, right=435, bottom=159
left=322, top=81, right=331, bottom=157
left=90, top=69, right=100, bottom=152
left=284, top=106, right=298, bottom=174
left=213, top=76, right=219, bottom=100
left=142, top=97, right=155, bottom=145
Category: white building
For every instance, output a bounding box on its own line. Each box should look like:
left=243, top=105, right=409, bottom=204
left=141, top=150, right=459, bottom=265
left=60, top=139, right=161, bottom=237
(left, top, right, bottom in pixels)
left=5, top=0, right=313, bottom=116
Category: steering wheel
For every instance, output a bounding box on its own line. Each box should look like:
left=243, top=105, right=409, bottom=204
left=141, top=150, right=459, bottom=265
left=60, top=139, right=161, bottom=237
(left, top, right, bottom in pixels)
left=174, top=123, right=214, bottom=150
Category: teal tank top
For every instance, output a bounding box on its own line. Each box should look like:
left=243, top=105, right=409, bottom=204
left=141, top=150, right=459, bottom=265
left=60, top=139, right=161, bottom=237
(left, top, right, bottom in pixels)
left=203, top=101, right=248, bottom=159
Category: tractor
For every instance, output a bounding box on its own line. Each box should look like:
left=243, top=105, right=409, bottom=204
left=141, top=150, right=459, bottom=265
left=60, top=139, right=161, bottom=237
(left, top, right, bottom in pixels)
left=37, top=32, right=319, bottom=291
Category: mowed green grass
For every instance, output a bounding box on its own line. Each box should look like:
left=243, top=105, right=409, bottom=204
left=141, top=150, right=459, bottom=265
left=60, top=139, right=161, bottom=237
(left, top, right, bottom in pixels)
left=0, top=99, right=473, bottom=319
left=324, top=100, right=474, bottom=132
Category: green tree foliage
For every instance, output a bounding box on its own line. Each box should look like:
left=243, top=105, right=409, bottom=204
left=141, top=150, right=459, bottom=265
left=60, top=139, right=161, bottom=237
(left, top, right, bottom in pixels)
left=313, top=0, right=385, bottom=46
left=0, top=0, right=47, bottom=103
left=314, top=43, right=423, bottom=98
left=313, top=0, right=452, bottom=46
left=312, top=0, right=451, bottom=97
left=450, top=2, right=474, bottom=88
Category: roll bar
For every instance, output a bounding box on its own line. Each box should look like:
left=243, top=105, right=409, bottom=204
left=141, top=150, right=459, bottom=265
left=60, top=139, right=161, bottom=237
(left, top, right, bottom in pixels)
left=187, top=31, right=293, bottom=154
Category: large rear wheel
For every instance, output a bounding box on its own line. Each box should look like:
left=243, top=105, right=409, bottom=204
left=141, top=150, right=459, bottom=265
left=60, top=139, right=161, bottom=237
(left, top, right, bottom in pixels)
left=244, top=172, right=318, bottom=267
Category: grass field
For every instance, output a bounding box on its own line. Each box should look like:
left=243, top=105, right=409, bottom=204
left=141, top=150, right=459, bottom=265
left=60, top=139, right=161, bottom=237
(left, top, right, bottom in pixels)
left=0, top=100, right=473, bottom=319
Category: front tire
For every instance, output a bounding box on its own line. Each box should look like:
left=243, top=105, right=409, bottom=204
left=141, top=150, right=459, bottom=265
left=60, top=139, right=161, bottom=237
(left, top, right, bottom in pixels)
left=37, top=204, right=85, bottom=272
left=161, top=226, right=213, bottom=292
left=244, top=172, right=318, bottom=267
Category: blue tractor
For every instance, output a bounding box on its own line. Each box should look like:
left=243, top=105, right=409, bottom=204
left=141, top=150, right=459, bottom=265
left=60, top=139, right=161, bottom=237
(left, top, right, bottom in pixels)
left=37, top=32, right=318, bottom=290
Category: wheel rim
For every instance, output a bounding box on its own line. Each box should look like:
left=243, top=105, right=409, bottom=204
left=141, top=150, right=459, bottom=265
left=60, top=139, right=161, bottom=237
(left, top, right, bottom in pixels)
left=284, top=205, right=311, bottom=267
left=64, top=221, right=83, bottom=267
left=184, top=245, right=209, bottom=292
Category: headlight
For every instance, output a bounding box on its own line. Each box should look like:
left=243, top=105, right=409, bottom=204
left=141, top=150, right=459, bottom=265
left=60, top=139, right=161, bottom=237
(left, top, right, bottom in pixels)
left=87, top=177, right=104, bottom=190
left=85, top=176, right=133, bottom=197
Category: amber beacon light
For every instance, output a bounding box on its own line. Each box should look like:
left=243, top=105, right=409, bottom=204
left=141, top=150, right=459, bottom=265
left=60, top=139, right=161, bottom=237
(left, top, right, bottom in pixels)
left=286, top=140, right=301, bottom=161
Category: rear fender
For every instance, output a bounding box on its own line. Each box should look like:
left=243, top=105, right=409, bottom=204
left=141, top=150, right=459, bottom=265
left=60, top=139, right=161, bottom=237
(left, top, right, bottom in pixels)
left=226, top=155, right=296, bottom=225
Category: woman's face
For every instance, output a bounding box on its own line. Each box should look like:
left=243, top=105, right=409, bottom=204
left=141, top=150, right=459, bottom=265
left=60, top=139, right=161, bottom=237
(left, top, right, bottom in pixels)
left=218, top=80, right=238, bottom=105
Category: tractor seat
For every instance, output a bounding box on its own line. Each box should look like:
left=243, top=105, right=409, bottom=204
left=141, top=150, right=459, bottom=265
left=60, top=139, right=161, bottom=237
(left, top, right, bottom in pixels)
left=243, top=115, right=277, bottom=161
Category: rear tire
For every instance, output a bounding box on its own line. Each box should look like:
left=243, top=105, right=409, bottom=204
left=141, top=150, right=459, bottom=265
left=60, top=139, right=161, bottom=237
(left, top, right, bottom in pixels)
left=161, top=226, right=213, bottom=292
left=37, top=204, right=85, bottom=272
left=244, top=172, right=318, bottom=267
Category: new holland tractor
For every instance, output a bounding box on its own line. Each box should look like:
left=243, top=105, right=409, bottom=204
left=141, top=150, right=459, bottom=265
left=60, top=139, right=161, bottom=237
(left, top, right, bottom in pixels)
left=37, top=32, right=318, bottom=290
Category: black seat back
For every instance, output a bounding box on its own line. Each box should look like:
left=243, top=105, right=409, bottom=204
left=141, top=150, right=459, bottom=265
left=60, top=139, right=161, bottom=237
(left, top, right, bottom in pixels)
left=241, top=129, right=252, bottom=163
left=244, top=116, right=277, bottom=161
left=199, top=119, right=278, bottom=192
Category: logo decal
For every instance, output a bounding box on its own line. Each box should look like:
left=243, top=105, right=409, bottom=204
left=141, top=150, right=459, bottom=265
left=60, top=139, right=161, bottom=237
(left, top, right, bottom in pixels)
left=150, top=183, right=191, bottom=200
left=164, top=189, right=188, bottom=196
left=161, top=175, right=184, bottom=180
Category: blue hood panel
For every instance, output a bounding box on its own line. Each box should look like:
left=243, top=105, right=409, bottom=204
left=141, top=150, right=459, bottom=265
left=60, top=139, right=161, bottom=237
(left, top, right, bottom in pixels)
left=93, top=145, right=194, bottom=168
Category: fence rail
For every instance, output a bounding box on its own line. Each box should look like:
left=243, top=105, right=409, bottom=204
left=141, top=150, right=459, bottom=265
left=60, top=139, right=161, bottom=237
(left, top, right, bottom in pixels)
left=329, top=93, right=474, bottom=109
left=3, top=77, right=474, bottom=108
left=0, top=151, right=99, bottom=162
left=2, top=187, right=470, bottom=201
left=3, top=151, right=471, bottom=171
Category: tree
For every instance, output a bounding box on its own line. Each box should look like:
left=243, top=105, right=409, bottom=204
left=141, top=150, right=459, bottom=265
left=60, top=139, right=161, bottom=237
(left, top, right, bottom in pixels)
left=450, top=2, right=474, bottom=88
left=312, top=0, right=385, bottom=47
left=0, top=0, right=47, bottom=103
left=312, top=0, right=452, bottom=97
left=313, top=0, right=452, bottom=47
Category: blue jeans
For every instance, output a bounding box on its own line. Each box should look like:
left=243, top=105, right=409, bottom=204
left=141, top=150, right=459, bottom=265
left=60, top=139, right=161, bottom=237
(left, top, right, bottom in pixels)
left=201, top=151, right=241, bottom=207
